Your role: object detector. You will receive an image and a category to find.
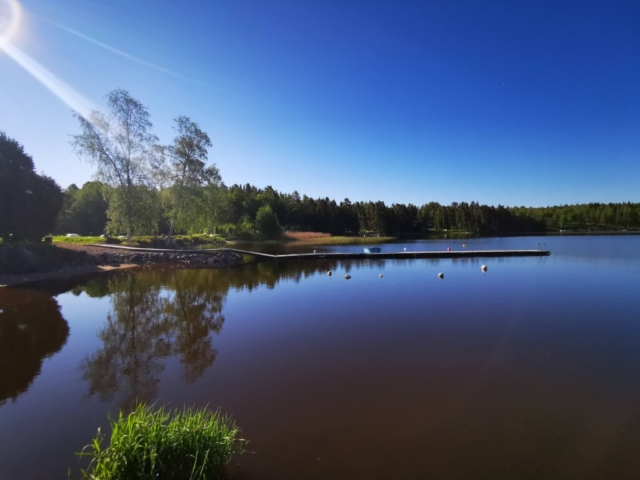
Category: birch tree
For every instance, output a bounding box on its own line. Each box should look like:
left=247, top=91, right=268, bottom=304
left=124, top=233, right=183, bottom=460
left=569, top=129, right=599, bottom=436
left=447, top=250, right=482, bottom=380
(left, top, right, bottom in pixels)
left=71, top=89, right=158, bottom=240
left=162, top=116, right=220, bottom=245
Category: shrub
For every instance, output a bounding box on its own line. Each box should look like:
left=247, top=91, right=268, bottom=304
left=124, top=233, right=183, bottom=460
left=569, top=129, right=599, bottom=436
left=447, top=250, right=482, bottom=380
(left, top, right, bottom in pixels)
left=78, top=404, right=244, bottom=480
left=255, top=205, right=282, bottom=239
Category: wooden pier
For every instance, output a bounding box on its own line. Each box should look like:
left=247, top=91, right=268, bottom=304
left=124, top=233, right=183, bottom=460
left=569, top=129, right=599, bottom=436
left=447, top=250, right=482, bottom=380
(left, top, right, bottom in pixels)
left=93, top=244, right=550, bottom=261
left=226, top=249, right=551, bottom=260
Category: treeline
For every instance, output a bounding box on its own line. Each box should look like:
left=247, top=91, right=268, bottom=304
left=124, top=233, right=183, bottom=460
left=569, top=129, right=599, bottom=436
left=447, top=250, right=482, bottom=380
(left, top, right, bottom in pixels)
left=3, top=85, right=640, bottom=243
left=56, top=180, right=640, bottom=238
left=0, top=132, right=63, bottom=242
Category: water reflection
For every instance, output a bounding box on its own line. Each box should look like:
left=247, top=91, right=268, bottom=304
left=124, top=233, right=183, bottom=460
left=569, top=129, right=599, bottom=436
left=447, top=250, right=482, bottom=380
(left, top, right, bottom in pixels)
left=78, top=259, right=388, bottom=407
left=0, top=289, right=69, bottom=406
left=80, top=274, right=167, bottom=409
left=79, top=271, right=228, bottom=408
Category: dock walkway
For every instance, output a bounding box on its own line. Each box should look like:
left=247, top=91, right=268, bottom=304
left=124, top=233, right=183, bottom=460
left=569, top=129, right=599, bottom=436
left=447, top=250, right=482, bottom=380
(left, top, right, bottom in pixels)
left=92, top=244, right=550, bottom=261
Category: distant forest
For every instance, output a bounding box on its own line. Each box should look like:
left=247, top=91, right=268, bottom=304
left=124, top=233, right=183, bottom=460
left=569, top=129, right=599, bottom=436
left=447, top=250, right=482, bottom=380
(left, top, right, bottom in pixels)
left=2, top=88, right=639, bottom=243
left=56, top=180, right=640, bottom=238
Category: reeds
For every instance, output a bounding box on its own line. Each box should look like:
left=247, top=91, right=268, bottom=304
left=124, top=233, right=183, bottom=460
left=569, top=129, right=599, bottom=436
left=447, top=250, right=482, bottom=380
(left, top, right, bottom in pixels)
left=79, top=404, right=244, bottom=480
left=282, top=231, right=332, bottom=240
left=290, top=235, right=395, bottom=245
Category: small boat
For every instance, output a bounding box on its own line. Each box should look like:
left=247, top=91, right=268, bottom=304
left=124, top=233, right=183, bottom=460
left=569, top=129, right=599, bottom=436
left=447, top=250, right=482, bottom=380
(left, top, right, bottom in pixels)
left=363, top=247, right=381, bottom=253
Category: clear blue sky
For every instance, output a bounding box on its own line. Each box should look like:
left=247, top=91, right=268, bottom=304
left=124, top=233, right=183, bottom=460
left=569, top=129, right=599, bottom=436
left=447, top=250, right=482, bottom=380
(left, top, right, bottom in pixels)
left=1, top=0, right=639, bottom=207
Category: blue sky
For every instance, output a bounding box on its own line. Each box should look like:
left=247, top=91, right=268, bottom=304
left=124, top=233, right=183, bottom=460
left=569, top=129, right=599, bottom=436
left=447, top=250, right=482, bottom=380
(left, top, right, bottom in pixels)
left=1, top=0, right=639, bottom=207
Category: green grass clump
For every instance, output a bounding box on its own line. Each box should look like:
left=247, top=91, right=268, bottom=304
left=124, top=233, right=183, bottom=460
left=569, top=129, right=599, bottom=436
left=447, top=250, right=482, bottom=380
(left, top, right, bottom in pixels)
left=52, top=235, right=106, bottom=244
left=123, top=234, right=227, bottom=249
left=79, top=404, right=244, bottom=480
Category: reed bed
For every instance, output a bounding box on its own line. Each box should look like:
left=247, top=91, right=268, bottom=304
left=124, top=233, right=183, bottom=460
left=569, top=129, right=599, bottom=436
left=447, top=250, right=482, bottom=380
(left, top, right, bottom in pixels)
left=290, top=235, right=395, bottom=245
left=282, top=231, right=332, bottom=240
left=78, top=404, right=244, bottom=480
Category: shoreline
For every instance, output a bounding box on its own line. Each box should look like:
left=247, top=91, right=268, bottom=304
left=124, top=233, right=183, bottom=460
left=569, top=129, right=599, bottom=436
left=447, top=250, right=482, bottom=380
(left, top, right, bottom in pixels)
left=0, top=263, right=139, bottom=288
left=0, top=243, right=245, bottom=288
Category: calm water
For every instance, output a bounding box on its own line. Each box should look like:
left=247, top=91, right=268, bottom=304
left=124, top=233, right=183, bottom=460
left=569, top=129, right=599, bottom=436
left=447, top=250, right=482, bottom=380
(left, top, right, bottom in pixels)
left=1, top=235, right=640, bottom=479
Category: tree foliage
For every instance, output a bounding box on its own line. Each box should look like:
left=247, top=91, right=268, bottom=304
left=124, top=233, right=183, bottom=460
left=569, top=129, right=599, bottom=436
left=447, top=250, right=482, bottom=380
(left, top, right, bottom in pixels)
left=159, top=116, right=220, bottom=245
left=71, top=89, right=159, bottom=239
left=56, top=181, right=108, bottom=235
left=0, top=132, right=63, bottom=241
left=255, top=204, right=282, bottom=239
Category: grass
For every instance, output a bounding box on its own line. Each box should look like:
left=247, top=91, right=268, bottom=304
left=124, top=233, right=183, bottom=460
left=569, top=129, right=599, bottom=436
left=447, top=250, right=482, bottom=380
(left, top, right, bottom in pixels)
left=52, top=236, right=105, bottom=244
left=124, top=234, right=227, bottom=249
left=78, top=404, right=244, bottom=480
left=52, top=234, right=227, bottom=249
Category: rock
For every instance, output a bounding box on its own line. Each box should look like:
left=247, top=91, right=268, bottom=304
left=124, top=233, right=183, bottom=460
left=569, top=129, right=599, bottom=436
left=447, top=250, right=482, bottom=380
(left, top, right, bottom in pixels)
left=129, top=254, right=143, bottom=264
left=0, top=247, right=41, bottom=274
left=100, top=253, right=114, bottom=263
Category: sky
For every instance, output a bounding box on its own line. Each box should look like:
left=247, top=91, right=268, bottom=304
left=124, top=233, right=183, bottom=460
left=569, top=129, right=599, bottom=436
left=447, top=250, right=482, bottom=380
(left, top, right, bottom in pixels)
left=1, top=0, right=639, bottom=207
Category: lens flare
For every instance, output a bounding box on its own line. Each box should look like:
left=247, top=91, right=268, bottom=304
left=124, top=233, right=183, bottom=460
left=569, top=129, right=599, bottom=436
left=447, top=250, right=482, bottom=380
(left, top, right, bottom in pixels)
left=0, top=0, right=22, bottom=47
left=1, top=0, right=95, bottom=119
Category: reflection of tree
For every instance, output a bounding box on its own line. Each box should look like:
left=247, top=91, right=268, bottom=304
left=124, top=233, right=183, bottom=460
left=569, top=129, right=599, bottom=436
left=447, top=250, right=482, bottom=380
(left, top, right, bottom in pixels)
left=80, top=258, right=381, bottom=408
left=81, top=274, right=167, bottom=409
left=163, top=270, right=225, bottom=383
left=0, top=289, right=69, bottom=406
left=81, top=271, right=228, bottom=409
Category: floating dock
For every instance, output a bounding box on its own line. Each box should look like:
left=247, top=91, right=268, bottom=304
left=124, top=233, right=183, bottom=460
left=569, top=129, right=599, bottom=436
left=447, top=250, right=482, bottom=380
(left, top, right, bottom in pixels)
left=227, top=249, right=550, bottom=260
left=92, top=245, right=550, bottom=261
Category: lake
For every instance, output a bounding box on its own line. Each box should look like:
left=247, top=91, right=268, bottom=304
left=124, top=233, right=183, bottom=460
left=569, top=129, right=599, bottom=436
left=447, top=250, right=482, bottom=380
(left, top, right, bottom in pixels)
left=1, top=235, right=639, bottom=479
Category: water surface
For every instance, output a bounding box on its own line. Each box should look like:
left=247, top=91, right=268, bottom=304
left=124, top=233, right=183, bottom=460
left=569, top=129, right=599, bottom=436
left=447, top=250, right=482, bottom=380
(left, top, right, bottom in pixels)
left=1, top=235, right=639, bottom=479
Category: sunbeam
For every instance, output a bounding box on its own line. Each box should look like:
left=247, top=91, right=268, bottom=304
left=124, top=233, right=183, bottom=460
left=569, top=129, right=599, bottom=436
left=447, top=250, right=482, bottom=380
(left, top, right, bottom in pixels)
left=2, top=42, right=95, bottom=118
left=1, top=0, right=95, bottom=119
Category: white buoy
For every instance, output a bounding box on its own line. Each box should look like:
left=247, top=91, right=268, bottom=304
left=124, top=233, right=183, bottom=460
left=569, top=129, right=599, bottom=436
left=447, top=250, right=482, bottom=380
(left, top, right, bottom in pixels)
left=344, top=274, right=351, bottom=280
left=481, top=265, right=487, bottom=272
left=404, top=247, right=407, bottom=251
left=379, top=274, right=383, bottom=278
left=462, top=243, right=466, bottom=248
left=313, top=250, right=316, bottom=253
left=438, top=272, right=444, bottom=279
left=327, top=270, right=332, bottom=276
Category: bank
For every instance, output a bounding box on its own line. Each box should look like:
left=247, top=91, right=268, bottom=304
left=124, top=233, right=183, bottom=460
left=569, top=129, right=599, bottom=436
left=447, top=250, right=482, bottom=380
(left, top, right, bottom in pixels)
left=0, top=243, right=244, bottom=287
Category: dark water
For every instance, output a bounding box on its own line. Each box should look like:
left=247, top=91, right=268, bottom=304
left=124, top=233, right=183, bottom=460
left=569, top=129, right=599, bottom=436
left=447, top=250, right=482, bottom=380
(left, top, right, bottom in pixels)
left=1, top=235, right=640, bottom=479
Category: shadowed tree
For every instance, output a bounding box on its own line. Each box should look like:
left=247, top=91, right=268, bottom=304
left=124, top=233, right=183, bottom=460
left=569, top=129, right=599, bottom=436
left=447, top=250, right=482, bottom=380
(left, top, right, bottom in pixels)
left=55, top=181, right=108, bottom=235
left=0, top=132, right=63, bottom=241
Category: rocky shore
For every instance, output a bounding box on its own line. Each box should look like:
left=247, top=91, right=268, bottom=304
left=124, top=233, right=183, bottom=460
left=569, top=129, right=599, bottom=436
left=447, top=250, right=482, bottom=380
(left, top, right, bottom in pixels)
left=85, top=248, right=244, bottom=269
left=0, top=244, right=244, bottom=287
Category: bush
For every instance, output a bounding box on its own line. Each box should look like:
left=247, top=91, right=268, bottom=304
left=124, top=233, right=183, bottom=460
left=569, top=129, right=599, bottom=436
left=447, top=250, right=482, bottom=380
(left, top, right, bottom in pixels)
left=79, top=404, right=244, bottom=480
left=123, top=234, right=226, bottom=249
left=255, top=205, right=282, bottom=239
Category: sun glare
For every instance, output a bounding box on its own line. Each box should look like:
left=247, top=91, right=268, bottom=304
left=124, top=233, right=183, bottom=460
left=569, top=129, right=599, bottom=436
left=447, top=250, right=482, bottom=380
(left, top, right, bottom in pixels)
left=0, top=0, right=95, bottom=119
left=0, top=0, right=22, bottom=48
